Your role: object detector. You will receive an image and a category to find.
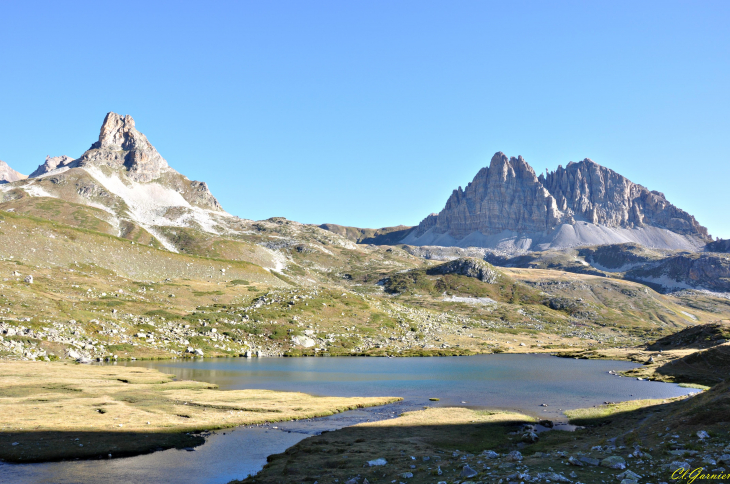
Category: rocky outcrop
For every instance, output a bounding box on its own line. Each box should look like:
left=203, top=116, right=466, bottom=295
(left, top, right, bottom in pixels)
left=408, top=152, right=709, bottom=250
left=0, top=160, right=27, bottom=184
left=707, top=239, right=730, bottom=253
left=29, top=155, right=75, bottom=178
left=319, top=224, right=414, bottom=244
left=577, top=243, right=663, bottom=270
left=426, top=257, right=502, bottom=283
left=626, top=253, right=730, bottom=293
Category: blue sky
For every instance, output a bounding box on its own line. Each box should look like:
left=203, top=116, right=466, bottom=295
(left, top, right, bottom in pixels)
left=1, top=1, right=728, bottom=238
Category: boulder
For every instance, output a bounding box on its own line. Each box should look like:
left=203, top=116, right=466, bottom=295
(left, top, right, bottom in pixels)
left=292, top=335, right=316, bottom=348
left=617, top=470, right=642, bottom=480
left=567, top=456, right=583, bottom=466
left=600, top=455, right=626, bottom=469
left=536, top=472, right=571, bottom=482
left=578, top=456, right=600, bottom=466
left=504, top=450, right=523, bottom=462
left=460, top=465, right=478, bottom=478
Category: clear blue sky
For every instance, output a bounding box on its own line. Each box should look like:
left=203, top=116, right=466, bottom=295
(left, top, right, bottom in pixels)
left=1, top=1, right=728, bottom=238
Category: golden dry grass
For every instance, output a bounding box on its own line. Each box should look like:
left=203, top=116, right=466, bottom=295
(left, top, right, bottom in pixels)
left=0, top=361, right=401, bottom=462
left=0, top=361, right=401, bottom=433
left=232, top=407, right=535, bottom=484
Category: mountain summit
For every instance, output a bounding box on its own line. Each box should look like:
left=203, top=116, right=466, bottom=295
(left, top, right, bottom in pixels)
left=1, top=112, right=226, bottom=251
left=79, top=112, right=170, bottom=182
left=402, top=152, right=709, bottom=252
left=24, top=112, right=222, bottom=211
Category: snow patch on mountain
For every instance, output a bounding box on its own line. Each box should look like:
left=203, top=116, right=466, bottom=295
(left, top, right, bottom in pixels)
left=83, top=167, right=230, bottom=235
left=21, top=183, right=57, bottom=199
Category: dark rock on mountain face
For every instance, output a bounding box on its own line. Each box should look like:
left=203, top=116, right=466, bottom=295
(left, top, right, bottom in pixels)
left=425, top=257, right=502, bottom=283
left=406, top=152, right=709, bottom=251
left=540, top=159, right=707, bottom=237
left=318, top=224, right=414, bottom=245
left=707, top=239, right=730, bottom=253
left=625, top=252, right=730, bottom=293
left=647, top=321, right=730, bottom=351
left=577, top=243, right=663, bottom=270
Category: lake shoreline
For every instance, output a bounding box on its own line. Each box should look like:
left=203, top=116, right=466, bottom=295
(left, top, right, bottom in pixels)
left=0, top=360, right=401, bottom=464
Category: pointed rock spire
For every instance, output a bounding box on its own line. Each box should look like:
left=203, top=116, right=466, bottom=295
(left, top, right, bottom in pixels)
left=77, top=112, right=170, bottom=182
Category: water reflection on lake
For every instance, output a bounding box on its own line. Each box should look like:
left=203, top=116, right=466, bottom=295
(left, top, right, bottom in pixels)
left=1, top=354, right=695, bottom=484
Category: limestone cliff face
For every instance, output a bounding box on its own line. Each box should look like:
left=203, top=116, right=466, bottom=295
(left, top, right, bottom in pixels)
left=416, top=153, right=562, bottom=238
left=414, top=153, right=709, bottom=241
left=540, top=159, right=707, bottom=237
left=0, top=160, right=27, bottom=184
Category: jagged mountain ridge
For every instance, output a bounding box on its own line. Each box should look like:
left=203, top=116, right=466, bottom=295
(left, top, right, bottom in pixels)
left=402, top=152, right=709, bottom=252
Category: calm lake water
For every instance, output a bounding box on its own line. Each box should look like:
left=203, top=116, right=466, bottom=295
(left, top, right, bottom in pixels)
left=1, top=354, right=695, bottom=484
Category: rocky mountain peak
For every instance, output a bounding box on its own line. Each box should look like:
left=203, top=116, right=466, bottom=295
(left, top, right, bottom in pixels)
left=416, top=152, right=561, bottom=238
left=29, top=155, right=75, bottom=178
left=408, top=152, right=709, bottom=251
left=92, top=113, right=150, bottom=152
left=541, top=158, right=707, bottom=237
left=77, top=112, right=170, bottom=182
left=0, top=160, right=27, bottom=184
